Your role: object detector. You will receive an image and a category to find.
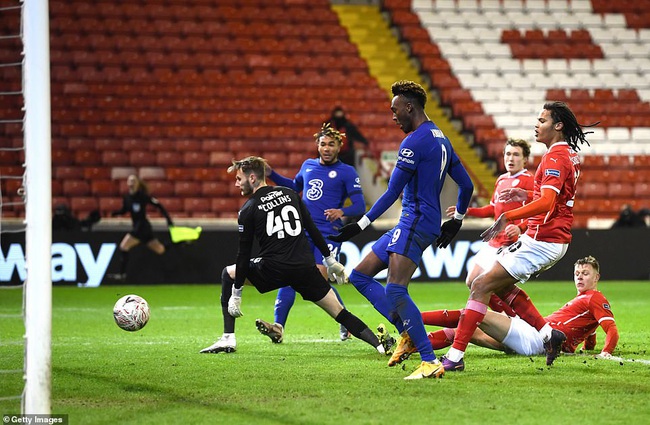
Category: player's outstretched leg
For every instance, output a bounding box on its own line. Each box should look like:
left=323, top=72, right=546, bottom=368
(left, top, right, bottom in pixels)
left=333, top=309, right=385, bottom=354
left=349, top=270, right=404, bottom=333
left=331, top=285, right=351, bottom=341
left=256, top=318, right=284, bottom=344
left=274, top=286, right=296, bottom=330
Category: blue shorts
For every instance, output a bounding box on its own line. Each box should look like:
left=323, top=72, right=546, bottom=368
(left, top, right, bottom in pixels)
left=371, top=225, right=434, bottom=266
left=307, top=235, right=342, bottom=264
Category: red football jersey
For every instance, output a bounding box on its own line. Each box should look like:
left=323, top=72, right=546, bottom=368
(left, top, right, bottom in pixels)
left=488, top=169, right=535, bottom=248
left=525, top=142, right=580, bottom=243
left=545, top=290, right=615, bottom=353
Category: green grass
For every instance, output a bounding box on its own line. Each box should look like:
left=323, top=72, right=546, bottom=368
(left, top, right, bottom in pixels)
left=1, top=281, right=649, bottom=424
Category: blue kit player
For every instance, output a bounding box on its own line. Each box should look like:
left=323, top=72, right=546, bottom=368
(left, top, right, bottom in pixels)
left=330, top=80, right=474, bottom=379
left=255, top=123, right=367, bottom=343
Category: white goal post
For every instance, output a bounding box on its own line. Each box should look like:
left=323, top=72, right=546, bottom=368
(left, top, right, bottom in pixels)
left=22, top=0, right=52, bottom=414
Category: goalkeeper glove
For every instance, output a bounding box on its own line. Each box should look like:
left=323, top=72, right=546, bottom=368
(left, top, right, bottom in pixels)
left=328, top=215, right=370, bottom=243
left=323, top=255, right=346, bottom=284
left=436, top=218, right=462, bottom=248
left=227, top=285, right=243, bottom=317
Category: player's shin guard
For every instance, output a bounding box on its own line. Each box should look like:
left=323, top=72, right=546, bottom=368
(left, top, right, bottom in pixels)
left=334, top=309, right=381, bottom=349
left=385, top=283, right=436, bottom=362
left=502, top=286, right=547, bottom=331
left=220, top=267, right=236, bottom=333
left=421, top=309, right=462, bottom=327
left=349, top=270, right=403, bottom=333
left=450, top=300, right=487, bottom=354
left=274, top=286, right=296, bottom=327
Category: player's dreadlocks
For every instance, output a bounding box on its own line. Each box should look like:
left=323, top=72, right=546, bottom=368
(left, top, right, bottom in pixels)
left=314, top=122, right=344, bottom=144
left=391, top=80, right=427, bottom=109
left=544, top=101, right=599, bottom=152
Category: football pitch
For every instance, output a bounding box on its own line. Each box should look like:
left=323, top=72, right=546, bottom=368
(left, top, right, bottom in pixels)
left=1, top=281, right=649, bottom=425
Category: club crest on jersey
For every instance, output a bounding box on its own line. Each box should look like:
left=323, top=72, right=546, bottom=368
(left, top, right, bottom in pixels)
left=238, top=224, right=244, bottom=233
left=328, top=170, right=337, bottom=179
left=545, top=169, right=560, bottom=177
left=133, top=203, right=141, bottom=213
left=512, top=179, right=520, bottom=187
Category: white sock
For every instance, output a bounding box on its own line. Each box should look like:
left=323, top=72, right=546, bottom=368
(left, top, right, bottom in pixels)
left=446, top=347, right=464, bottom=362
left=222, top=333, right=235, bottom=340
left=376, top=344, right=386, bottom=354
left=539, top=324, right=553, bottom=343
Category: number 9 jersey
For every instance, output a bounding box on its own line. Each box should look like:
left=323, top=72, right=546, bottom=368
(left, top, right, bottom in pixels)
left=237, top=185, right=322, bottom=268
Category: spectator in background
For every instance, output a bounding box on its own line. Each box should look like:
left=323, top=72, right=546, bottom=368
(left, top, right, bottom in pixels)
left=328, top=106, right=369, bottom=168
left=109, top=174, right=173, bottom=281
left=611, top=204, right=646, bottom=228
left=52, top=203, right=100, bottom=231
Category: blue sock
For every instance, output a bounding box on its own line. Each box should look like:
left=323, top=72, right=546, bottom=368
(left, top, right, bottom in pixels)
left=274, top=286, right=296, bottom=327
left=385, top=283, right=436, bottom=362
left=349, top=270, right=404, bottom=333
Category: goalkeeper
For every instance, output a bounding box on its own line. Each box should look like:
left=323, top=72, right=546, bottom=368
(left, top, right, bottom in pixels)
left=200, top=156, right=386, bottom=356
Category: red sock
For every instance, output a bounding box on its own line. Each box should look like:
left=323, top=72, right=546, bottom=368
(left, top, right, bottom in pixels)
left=421, top=309, right=461, bottom=327
left=428, top=329, right=455, bottom=350
left=502, top=286, right=547, bottom=331
left=451, top=300, right=487, bottom=352
left=489, top=294, right=516, bottom=317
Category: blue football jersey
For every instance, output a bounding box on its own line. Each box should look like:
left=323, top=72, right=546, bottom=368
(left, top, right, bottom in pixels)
left=379, top=121, right=472, bottom=235
left=293, top=158, right=363, bottom=235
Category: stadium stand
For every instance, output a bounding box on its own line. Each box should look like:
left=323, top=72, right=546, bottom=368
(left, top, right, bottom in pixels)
left=1, top=0, right=648, bottom=226
left=382, top=0, right=650, bottom=226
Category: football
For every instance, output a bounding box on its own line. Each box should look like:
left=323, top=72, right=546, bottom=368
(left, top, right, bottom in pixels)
left=113, top=294, right=150, bottom=332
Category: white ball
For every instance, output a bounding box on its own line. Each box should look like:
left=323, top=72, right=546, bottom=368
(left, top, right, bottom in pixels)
left=113, top=294, right=150, bottom=332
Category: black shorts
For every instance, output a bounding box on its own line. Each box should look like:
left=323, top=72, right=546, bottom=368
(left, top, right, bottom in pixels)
left=246, top=258, right=330, bottom=302
left=129, top=221, right=155, bottom=243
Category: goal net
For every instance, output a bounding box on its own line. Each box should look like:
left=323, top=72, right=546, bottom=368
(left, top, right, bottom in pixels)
left=0, top=0, right=52, bottom=414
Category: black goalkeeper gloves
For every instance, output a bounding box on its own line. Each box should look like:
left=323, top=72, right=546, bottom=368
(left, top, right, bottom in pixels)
left=328, top=222, right=362, bottom=242
left=436, top=218, right=463, bottom=249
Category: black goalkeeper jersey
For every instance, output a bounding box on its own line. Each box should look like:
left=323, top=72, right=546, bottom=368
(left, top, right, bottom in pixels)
left=234, top=185, right=331, bottom=288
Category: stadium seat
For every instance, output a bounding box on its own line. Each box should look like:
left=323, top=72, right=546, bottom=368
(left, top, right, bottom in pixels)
left=70, top=197, right=98, bottom=216
left=174, top=181, right=201, bottom=196
left=91, top=180, right=119, bottom=196
left=62, top=180, right=91, bottom=196
left=147, top=180, right=174, bottom=197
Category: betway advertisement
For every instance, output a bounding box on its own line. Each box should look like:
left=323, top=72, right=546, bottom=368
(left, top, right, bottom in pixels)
left=0, top=228, right=648, bottom=286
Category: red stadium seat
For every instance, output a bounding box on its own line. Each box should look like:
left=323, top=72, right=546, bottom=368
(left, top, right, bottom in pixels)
left=607, top=182, right=635, bottom=198
left=201, top=181, right=229, bottom=197
left=70, top=197, right=98, bottom=216
left=91, top=180, right=119, bottom=196
left=580, top=182, right=607, bottom=198
left=184, top=198, right=211, bottom=213
left=633, top=182, right=650, bottom=198
left=98, top=197, right=122, bottom=214
left=174, top=181, right=201, bottom=196
left=62, top=180, right=91, bottom=196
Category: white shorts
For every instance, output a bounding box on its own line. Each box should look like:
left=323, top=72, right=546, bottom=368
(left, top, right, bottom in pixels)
left=472, top=244, right=500, bottom=272
left=502, top=315, right=545, bottom=356
left=497, top=234, right=568, bottom=283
